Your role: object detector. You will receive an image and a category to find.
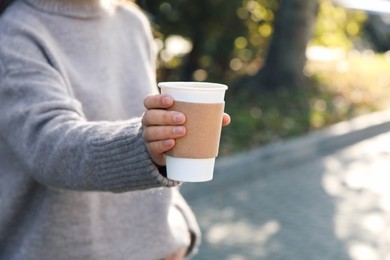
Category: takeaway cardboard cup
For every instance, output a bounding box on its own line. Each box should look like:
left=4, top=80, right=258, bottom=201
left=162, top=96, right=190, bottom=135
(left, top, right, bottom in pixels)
left=158, top=82, right=228, bottom=182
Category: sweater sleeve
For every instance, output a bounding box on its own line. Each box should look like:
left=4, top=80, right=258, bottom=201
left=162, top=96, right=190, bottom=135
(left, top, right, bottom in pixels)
left=0, top=43, right=179, bottom=194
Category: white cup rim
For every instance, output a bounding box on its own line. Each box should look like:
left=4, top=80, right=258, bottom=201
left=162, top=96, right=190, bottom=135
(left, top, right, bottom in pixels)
left=158, top=81, right=228, bottom=92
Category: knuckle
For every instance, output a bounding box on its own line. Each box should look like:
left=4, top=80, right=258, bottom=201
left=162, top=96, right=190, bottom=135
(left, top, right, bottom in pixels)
left=162, top=111, right=172, bottom=124
left=143, top=94, right=159, bottom=109
left=141, top=112, right=147, bottom=125
left=155, top=127, right=172, bottom=140
left=143, top=126, right=171, bottom=142
left=164, top=126, right=174, bottom=137
left=143, top=94, right=152, bottom=108
left=142, top=127, right=151, bottom=141
left=142, top=111, right=153, bottom=126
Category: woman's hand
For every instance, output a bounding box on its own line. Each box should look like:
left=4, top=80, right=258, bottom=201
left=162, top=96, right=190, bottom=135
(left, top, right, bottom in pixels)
left=142, top=94, right=186, bottom=166
left=142, top=94, right=231, bottom=166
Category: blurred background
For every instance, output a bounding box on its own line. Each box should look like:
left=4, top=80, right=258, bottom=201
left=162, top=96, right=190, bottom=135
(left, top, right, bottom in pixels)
left=135, top=0, right=390, bottom=155
left=135, top=0, right=390, bottom=259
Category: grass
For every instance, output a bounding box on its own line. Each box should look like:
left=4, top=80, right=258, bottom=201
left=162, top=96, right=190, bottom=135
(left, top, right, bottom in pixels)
left=220, top=50, right=390, bottom=156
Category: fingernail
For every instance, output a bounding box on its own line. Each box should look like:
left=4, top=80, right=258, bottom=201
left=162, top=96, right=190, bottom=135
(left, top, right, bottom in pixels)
left=173, top=113, right=185, bottom=123
left=162, top=96, right=172, bottom=106
left=173, top=126, right=185, bottom=134
left=163, top=139, right=174, bottom=147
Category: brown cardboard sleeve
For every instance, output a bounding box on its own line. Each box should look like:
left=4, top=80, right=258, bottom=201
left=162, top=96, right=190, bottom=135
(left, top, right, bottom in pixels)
left=166, top=101, right=225, bottom=159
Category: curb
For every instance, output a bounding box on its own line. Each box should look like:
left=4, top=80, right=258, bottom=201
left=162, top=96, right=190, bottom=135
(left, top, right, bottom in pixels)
left=182, top=108, right=390, bottom=195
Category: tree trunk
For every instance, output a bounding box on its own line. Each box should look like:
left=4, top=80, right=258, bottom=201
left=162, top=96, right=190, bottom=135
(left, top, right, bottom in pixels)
left=181, top=33, right=202, bottom=81
left=364, top=14, right=390, bottom=52
left=258, top=0, right=318, bottom=91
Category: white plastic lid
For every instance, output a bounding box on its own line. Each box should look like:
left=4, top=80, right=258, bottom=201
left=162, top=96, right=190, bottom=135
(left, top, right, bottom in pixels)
left=158, top=81, right=227, bottom=103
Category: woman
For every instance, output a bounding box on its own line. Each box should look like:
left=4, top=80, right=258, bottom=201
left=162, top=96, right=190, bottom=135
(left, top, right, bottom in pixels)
left=0, top=0, right=231, bottom=259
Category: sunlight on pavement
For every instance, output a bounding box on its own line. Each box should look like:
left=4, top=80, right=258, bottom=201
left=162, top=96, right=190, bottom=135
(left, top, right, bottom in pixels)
left=184, top=120, right=390, bottom=259
left=207, top=220, right=280, bottom=245
left=206, top=220, right=280, bottom=258
left=322, top=132, right=390, bottom=260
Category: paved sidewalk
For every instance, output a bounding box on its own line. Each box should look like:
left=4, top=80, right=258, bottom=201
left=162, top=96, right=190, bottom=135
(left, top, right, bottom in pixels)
left=181, top=109, right=390, bottom=260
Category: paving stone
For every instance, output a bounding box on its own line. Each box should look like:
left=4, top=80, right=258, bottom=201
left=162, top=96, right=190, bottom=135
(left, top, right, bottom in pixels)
left=181, top=110, right=390, bottom=260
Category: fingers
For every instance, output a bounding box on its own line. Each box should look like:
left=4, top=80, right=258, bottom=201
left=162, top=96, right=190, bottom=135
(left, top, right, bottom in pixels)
left=142, top=93, right=231, bottom=166
left=146, top=139, right=175, bottom=159
left=143, top=125, right=186, bottom=142
left=143, top=125, right=186, bottom=166
left=144, top=94, right=174, bottom=109
left=222, top=113, right=231, bottom=127
left=144, top=94, right=230, bottom=127
left=142, top=94, right=187, bottom=166
left=142, top=110, right=185, bottom=127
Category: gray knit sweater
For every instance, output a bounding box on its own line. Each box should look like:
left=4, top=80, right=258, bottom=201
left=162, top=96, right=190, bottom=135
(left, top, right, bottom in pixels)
left=0, top=0, right=200, bottom=259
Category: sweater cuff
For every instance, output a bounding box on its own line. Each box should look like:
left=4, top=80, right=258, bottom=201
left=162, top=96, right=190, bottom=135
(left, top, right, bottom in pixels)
left=88, top=119, right=180, bottom=192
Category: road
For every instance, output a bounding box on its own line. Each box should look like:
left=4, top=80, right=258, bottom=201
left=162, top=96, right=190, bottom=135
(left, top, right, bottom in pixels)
left=182, top=110, right=390, bottom=260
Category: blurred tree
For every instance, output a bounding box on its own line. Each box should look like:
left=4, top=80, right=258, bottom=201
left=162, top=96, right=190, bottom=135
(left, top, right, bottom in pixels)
left=138, top=0, right=319, bottom=91
left=137, top=0, right=247, bottom=82
left=364, top=14, right=390, bottom=52
left=256, top=0, right=319, bottom=91
left=137, top=0, right=277, bottom=84
left=137, top=0, right=366, bottom=92
left=311, top=0, right=366, bottom=49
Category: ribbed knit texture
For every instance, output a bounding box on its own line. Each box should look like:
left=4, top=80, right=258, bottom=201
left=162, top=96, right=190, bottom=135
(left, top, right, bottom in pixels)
left=0, top=0, right=200, bottom=259
left=89, top=121, right=178, bottom=191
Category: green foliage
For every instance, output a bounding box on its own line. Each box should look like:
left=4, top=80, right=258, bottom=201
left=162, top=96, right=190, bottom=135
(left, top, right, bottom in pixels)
left=140, top=0, right=278, bottom=83
left=138, top=1, right=389, bottom=155
left=141, top=0, right=368, bottom=84
left=220, top=52, right=390, bottom=155
left=220, top=87, right=310, bottom=154
left=311, top=0, right=367, bottom=49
